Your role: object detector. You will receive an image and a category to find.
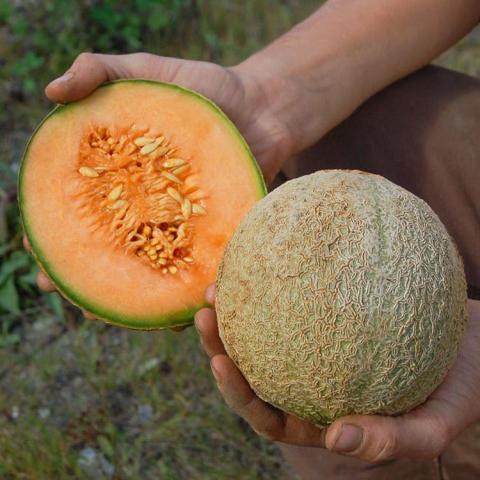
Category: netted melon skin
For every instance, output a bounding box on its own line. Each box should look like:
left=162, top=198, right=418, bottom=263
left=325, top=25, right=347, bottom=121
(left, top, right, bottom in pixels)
left=216, top=170, right=467, bottom=427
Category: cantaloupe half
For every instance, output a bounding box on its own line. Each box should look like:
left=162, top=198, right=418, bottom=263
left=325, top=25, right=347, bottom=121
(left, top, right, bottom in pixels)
left=19, top=80, right=266, bottom=329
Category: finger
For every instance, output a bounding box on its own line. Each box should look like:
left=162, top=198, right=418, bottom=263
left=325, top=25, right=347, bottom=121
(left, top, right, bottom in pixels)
left=45, top=52, right=121, bottom=103
left=36, top=271, right=56, bottom=292
left=210, top=354, right=325, bottom=445
left=211, top=353, right=285, bottom=441
left=23, top=235, right=31, bottom=252
left=205, top=283, right=216, bottom=305
left=325, top=406, right=453, bottom=463
left=45, top=52, right=170, bottom=104
left=194, top=307, right=226, bottom=357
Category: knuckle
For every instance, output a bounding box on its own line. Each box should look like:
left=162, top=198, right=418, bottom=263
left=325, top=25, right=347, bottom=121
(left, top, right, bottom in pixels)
left=133, top=52, right=157, bottom=63
left=75, top=51, right=96, bottom=64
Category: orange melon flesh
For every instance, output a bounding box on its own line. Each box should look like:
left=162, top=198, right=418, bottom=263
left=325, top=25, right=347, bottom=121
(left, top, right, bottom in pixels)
left=19, top=80, right=266, bottom=329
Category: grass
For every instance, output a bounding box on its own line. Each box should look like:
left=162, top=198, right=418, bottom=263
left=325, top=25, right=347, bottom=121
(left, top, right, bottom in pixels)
left=1, top=0, right=480, bottom=478
left=0, top=321, right=292, bottom=479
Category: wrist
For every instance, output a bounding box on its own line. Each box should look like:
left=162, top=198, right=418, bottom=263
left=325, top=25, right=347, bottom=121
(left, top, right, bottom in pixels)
left=232, top=0, right=480, bottom=161
left=232, top=47, right=355, bottom=158
left=228, top=65, right=298, bottom=182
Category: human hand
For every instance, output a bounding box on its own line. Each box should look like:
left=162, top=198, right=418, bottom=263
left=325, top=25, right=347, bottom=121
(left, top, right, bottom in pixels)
left=196, top=286, right=480, bottom=464
left=27, top=52, right=294, bottom=304
left=45, top=52, right=292, bottom=184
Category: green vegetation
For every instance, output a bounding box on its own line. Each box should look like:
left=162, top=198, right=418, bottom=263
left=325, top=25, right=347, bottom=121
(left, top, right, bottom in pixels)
left=0, top=323, right=291, bottom=479
left=0, top=0, right=479, bottom=478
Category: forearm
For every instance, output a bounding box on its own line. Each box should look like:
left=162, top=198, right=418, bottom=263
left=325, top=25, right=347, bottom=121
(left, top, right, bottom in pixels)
left=236, top=0, right=480, bottom=155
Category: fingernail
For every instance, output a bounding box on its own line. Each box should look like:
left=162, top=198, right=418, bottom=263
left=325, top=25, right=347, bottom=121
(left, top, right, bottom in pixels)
left=49, top=71, right=74, bottom=86
left=331, top=424, right=363, bottom=453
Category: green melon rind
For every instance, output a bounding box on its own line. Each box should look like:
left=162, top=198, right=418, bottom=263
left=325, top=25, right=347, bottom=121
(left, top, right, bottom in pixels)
left=18, top=79, right=267, bottom=330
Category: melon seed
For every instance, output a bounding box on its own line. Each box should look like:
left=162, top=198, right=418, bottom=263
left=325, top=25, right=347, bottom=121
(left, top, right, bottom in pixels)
left=108, top=185, right=123, bottom=201
left=192, top=203, right=206, bottom=215
left=79, top=166, right=99, bottom=177
left=153, top=147, right=170, bottom=158
left=140, top=141, right=161, bottom=155
left=111, top=200, right=127, bottom=209
left=177, top=223, right=187, bottom=239
left=167, top=187, right=183, bottom=203
left=134, top=136, right=154, bottom=146
left=162, top=171, right=182, bottom=184
left=172, top=165, right=190, bottom=176
left=181, top=198, right=192, bottom=219
left=189, top=190, right=206, bottom=201
left=163, top=158, right=186, bottom=168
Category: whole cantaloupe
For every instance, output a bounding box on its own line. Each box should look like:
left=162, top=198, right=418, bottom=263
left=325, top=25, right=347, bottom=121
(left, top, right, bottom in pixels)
left=216, top=170, right=467, bottom=427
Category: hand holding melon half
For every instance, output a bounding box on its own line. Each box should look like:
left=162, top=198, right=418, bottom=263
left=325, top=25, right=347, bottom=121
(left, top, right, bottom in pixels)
left=19, top=80, right=266, bottom=329
left=208, top=170, right=471, bottom=462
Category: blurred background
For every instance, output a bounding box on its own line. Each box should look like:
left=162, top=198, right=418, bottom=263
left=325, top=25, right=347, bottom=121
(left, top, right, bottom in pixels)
left=0, top=1, right=479, bottom=478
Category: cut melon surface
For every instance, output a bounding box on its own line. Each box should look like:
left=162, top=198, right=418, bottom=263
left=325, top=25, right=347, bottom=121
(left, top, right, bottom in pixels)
left=19, top=80, right=266, bottom=329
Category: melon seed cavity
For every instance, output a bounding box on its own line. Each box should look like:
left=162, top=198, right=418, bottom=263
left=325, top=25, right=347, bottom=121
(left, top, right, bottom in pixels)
left=76, top=126, right=207, bottom=274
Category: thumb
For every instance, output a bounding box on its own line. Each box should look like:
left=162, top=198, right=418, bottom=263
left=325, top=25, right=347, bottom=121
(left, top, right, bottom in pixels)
left=45, top=52, right=179, bottom=104
left=325, top=408, right=454, bottom=463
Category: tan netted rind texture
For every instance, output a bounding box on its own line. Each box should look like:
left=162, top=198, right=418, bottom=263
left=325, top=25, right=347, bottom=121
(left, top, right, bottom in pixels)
left=216, top=170, right=467, bottom=427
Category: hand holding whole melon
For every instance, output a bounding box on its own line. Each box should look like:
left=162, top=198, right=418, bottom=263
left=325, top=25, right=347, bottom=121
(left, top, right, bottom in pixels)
left=195, top=170, right=480, bottom=464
